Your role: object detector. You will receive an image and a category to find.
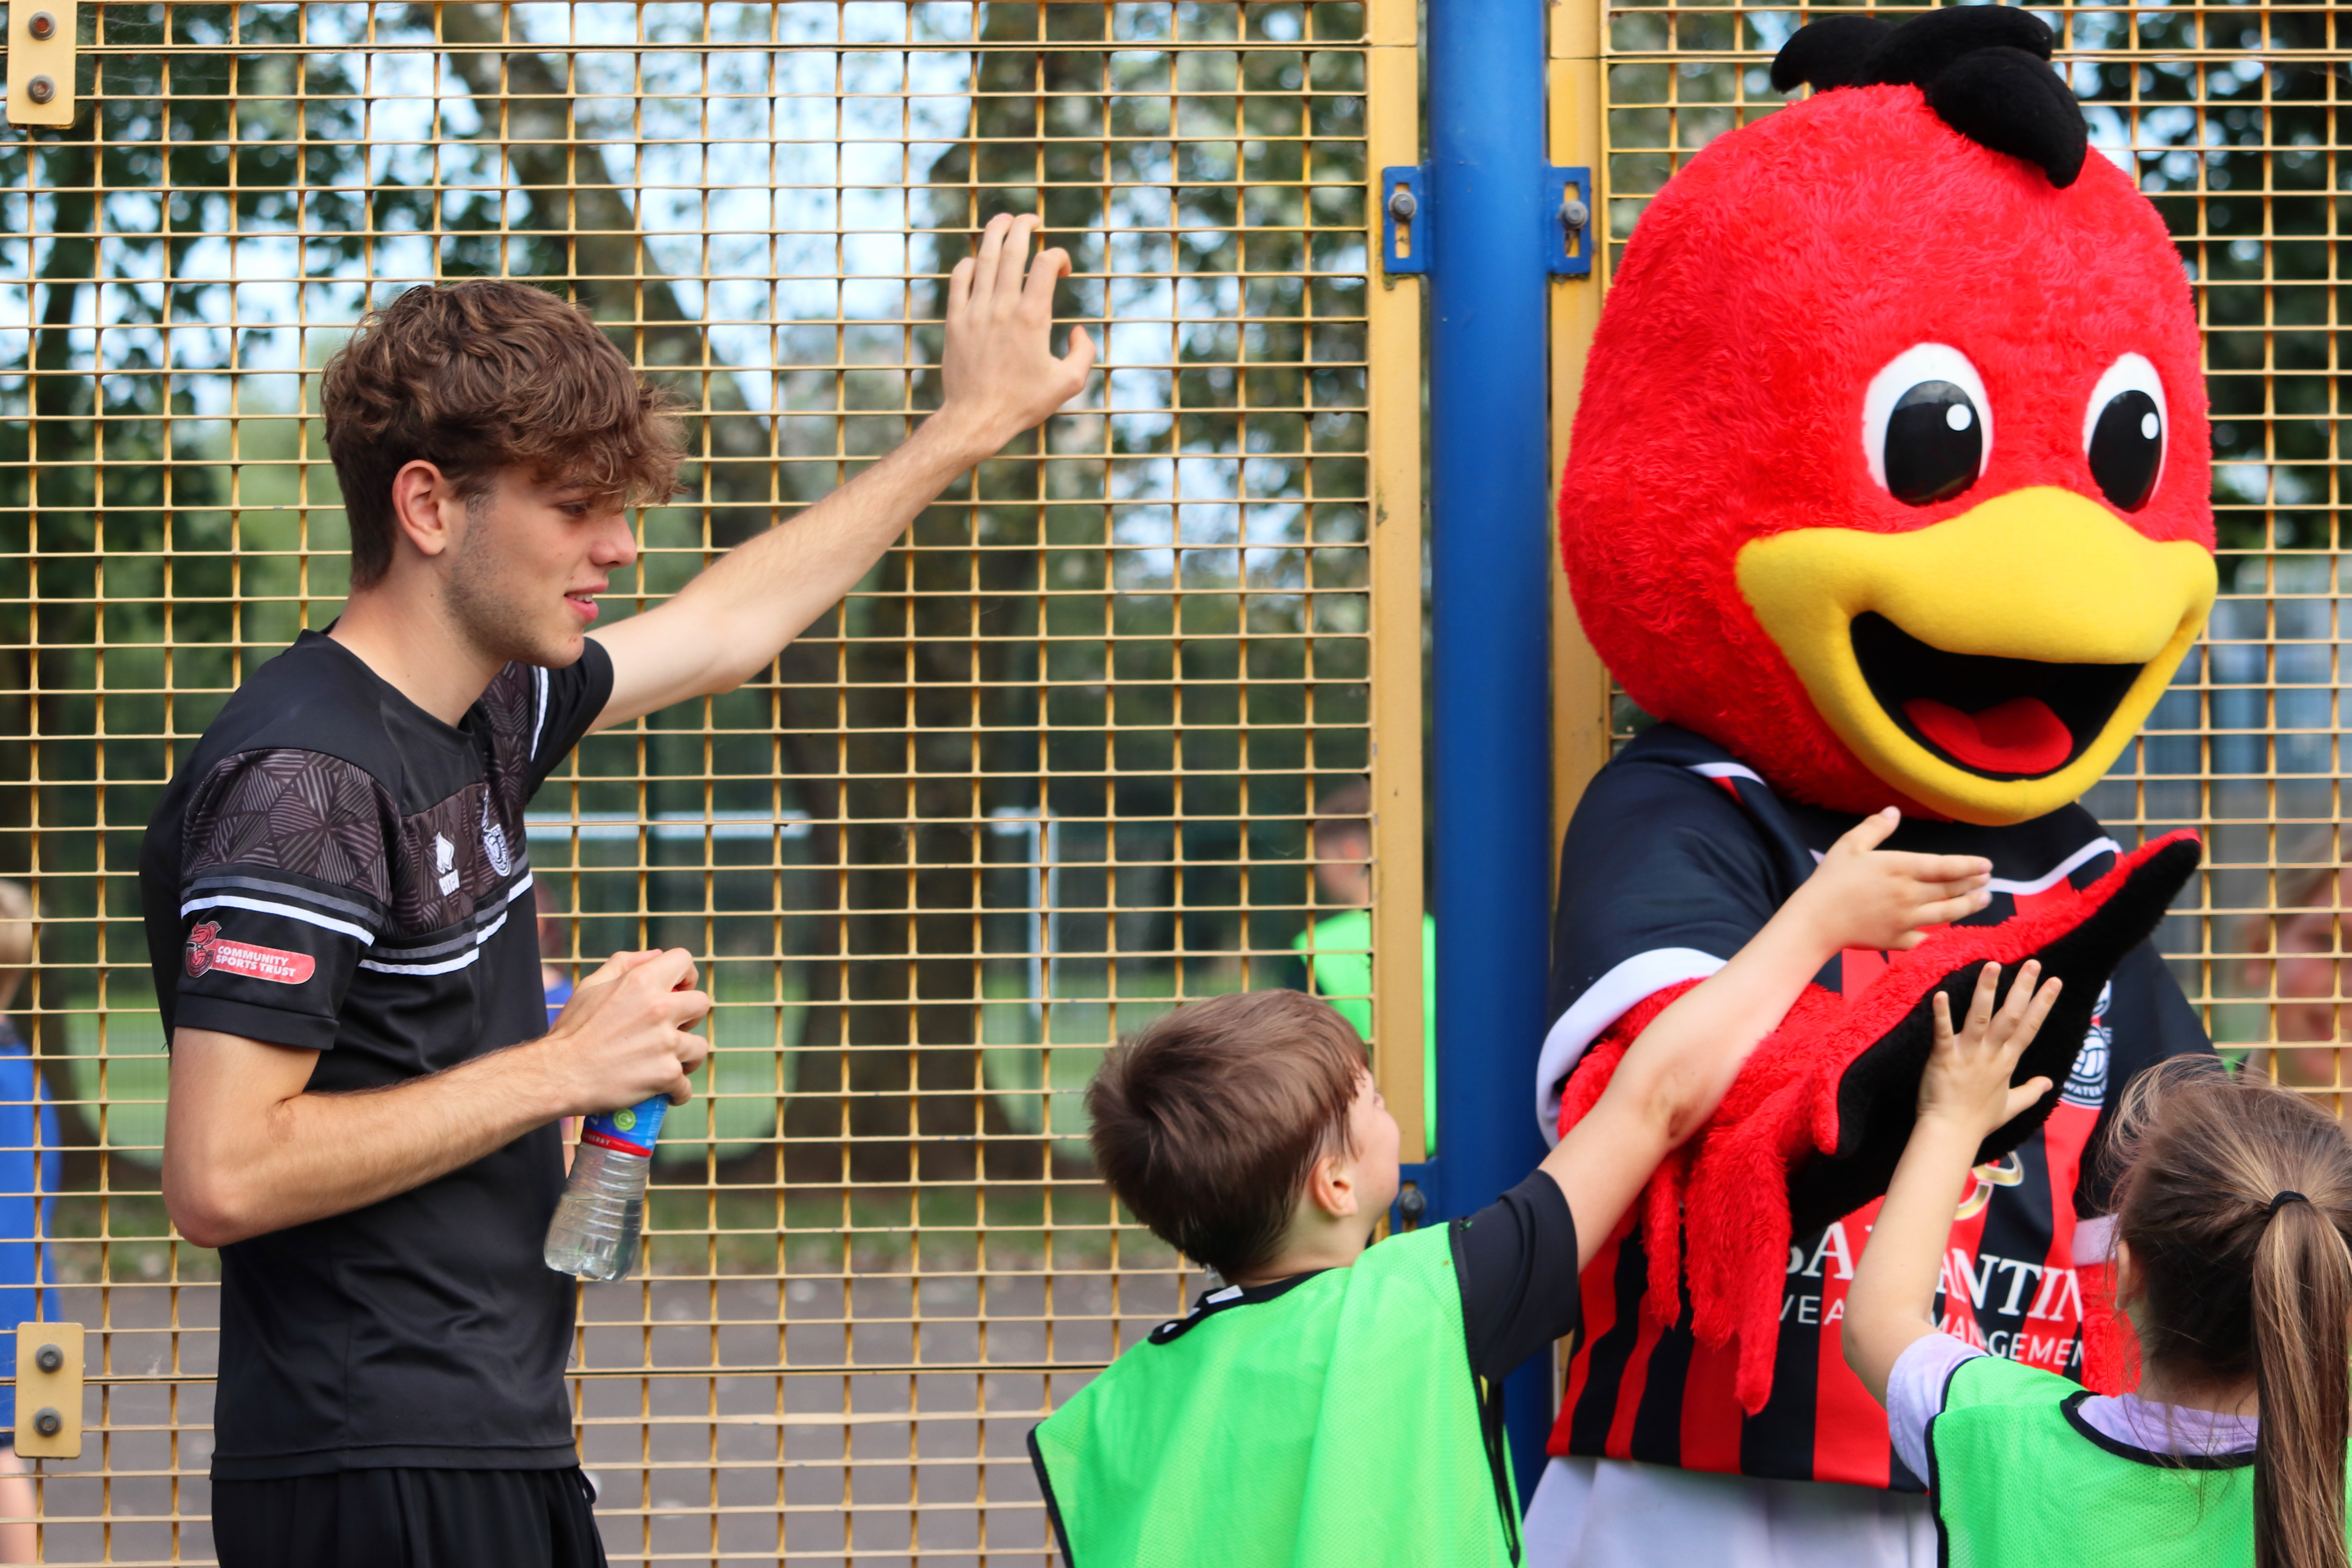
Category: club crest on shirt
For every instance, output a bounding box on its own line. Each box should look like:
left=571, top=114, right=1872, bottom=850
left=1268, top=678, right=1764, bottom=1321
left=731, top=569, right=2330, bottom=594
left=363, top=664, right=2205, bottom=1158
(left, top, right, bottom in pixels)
left=482, top=798, right=512, bottom=878
left=184, top=920, right=219, bottom=976
left=2060, top=981, right=2113, bottom=1109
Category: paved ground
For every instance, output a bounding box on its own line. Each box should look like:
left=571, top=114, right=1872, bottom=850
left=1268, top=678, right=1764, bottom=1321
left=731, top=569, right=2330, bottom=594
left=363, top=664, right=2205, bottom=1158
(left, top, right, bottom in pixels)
left=26, top=1267, right=1188, bottom=1566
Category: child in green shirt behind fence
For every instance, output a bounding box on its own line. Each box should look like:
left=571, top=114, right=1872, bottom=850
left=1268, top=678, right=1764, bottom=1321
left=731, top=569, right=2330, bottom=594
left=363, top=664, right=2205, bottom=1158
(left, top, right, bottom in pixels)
left=1029, top=808, right=1995, bottom=1566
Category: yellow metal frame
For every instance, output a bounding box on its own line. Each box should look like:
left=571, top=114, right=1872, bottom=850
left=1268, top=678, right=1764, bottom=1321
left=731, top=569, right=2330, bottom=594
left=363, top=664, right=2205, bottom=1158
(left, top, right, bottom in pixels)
left=1548, top=0, right=1612, bottom=846
left=1368, top=0, right=1428, bottom=1162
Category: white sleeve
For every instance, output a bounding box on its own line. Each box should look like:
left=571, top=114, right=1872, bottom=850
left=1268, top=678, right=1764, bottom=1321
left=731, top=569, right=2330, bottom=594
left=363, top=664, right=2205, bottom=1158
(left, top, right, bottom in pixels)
left=1886, top=1332, right=1985, bottom=1483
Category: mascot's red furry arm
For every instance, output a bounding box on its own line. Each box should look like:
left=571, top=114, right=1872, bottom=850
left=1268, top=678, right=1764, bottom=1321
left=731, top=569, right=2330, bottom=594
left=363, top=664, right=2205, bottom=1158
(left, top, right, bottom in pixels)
left=1540, top=6, right=2216, bottom=1485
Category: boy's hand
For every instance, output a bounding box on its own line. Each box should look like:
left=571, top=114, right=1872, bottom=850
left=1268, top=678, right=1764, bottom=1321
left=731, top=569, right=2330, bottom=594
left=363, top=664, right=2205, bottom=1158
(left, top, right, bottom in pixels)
left=937, top=213, right=1097, bottom=451
left=1920, top=959, right=2062, bottom=1140
left=1791, top=807, right=1992, bottom=954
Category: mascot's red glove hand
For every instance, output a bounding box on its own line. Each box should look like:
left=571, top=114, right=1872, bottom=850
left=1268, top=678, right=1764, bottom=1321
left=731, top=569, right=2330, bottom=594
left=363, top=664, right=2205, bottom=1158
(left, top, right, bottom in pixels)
left=1558, top=831, right=2199, bottom=1413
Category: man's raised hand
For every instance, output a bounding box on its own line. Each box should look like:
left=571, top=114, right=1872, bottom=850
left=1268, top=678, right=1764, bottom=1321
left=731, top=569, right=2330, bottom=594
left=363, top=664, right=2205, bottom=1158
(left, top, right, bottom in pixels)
left=1794, top=807, right=1994, bottom=954
left=541, top=947, right=713, bottom=1112
left=938, top=213, right=1097, bottom=449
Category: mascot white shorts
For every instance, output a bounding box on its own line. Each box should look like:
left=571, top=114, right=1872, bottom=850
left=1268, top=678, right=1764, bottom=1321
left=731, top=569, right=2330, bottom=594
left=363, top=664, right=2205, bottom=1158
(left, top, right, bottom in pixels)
left=1522, top=1456, right=1937, bottom=1568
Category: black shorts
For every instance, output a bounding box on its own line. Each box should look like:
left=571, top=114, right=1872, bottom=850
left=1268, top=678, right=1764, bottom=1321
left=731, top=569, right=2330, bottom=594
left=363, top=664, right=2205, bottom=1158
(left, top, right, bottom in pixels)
left=212, top=1467, right=606, bottom=1568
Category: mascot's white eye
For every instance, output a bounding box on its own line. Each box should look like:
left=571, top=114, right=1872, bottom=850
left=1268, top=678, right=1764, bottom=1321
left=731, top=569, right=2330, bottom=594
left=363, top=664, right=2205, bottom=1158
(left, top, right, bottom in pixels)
left=2081, top=353, right=2166, bottom=513
left=1862, top=343, right=1992, bottom=508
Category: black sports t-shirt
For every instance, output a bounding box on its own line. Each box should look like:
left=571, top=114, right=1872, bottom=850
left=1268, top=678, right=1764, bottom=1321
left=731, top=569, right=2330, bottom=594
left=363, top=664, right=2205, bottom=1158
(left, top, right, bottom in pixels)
left=1541, top=724, right=2209, bottom=1491
left=139, top=629, right=613, bottom=1478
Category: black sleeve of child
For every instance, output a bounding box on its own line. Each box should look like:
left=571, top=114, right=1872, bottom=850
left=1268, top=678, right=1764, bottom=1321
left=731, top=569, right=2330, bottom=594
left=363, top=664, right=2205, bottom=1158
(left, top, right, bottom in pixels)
left=1454, top=1171, right=1581, bottom=1382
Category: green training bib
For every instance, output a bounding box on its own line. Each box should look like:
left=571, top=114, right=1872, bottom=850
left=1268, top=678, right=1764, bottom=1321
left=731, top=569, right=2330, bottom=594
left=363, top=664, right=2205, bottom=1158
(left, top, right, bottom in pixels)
left=1930, top=1355, right=2259, bottom=1568
left=1028, top=1222, right=1518, bottom=1568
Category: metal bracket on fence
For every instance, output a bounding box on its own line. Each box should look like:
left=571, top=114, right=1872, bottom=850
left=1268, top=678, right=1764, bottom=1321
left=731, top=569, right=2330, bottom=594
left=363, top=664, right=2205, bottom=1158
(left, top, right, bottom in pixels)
left=6, top=2, right=77, bottom=128
left=1544, top=165, right=1594, bottom=277
left=1380, top=165, right=1429, bottom=277
left=14, top=1322, right=83, bottom=1459
left=1393, top=1162, right=1440, bottom=1231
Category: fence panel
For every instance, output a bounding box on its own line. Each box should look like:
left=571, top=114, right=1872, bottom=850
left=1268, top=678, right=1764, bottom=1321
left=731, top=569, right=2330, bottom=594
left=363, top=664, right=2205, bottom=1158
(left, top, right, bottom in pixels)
left=0, top=1, right=1416, bottom=1559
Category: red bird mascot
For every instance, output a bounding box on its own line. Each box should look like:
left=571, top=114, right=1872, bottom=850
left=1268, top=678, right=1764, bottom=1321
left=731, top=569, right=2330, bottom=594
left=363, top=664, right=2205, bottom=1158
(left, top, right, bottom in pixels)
left=1526, top=10, right=2216, bottom=1565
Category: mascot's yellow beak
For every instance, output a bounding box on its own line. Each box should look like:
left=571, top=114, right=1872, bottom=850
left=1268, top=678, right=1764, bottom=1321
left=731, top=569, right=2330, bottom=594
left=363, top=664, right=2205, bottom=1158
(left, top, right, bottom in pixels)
left=1736, top=487, right=2216, bottom=825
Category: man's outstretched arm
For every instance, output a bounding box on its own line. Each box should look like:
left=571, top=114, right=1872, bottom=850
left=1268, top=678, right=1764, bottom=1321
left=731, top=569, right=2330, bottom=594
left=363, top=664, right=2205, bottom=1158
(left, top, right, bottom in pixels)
left=589, top=212, right=1096, bottom=732
left=163, top=950, right=710, bottom=1247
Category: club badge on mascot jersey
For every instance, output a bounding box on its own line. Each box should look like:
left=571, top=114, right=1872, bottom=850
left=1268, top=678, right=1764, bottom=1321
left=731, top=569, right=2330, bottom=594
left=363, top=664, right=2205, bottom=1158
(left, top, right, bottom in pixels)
left=1544, top=4, right=2215, bottom=1439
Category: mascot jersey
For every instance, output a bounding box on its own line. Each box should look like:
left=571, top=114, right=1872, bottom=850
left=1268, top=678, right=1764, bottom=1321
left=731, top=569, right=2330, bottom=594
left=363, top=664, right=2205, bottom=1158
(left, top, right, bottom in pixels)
left=1542, top=724, right=2205, bottom=1488
left=1528, top=6, right=2222, bottom=1561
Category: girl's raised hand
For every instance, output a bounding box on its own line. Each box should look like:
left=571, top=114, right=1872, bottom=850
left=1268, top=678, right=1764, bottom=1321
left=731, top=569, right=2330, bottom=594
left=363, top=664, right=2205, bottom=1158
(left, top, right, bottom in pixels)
left=1920, top=960, right=2063, bottom=1138
left=1793, top=807, right=1993, bottom=954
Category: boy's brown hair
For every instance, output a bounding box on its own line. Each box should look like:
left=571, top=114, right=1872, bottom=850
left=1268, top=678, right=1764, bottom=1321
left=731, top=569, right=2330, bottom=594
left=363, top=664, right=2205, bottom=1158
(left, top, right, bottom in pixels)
left=321, top=279, right=684, bottom=588
left=1086, top=990, right=1368, bottom=1278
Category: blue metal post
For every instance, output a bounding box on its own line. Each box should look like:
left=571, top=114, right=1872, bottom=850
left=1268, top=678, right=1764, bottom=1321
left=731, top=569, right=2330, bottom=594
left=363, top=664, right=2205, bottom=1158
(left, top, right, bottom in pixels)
left=1426, top=0, right=1558, bottom=1508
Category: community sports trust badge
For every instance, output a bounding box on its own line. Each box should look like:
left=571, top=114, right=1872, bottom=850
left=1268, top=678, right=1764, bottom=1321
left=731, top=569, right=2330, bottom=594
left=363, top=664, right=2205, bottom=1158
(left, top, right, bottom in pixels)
left=184, top=920, right=316, bottom=985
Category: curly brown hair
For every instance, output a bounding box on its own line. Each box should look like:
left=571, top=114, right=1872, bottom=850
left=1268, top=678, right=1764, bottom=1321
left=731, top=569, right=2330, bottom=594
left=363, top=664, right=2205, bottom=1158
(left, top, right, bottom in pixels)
left=321, top=279, right=684, bottom=588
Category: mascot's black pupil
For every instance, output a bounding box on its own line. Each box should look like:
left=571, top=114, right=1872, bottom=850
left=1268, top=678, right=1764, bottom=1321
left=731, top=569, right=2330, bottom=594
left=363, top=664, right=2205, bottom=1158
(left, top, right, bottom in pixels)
left=1884, top=380, right=1982, bottom=507
left=2088, top=389, right=2162, bottom=512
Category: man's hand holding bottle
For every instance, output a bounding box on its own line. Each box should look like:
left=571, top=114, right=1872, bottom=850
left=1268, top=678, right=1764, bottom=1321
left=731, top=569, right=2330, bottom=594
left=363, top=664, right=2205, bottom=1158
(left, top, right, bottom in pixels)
left=539, top=947, right=713, bottom=1112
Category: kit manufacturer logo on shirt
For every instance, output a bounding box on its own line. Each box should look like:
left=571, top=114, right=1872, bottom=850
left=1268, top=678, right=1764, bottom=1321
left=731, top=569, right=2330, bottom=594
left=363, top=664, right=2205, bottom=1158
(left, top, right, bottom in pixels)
left=184, top=921, right=316, bottom=985
left=435, top=832, right=461, bottom=896
left=482, top=798, right=512, bottom=878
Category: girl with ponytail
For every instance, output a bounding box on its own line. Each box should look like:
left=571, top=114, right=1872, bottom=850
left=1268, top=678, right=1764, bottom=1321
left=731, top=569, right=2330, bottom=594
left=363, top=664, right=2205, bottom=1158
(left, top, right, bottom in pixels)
left=1845, top=960, right=2352, bottom=1568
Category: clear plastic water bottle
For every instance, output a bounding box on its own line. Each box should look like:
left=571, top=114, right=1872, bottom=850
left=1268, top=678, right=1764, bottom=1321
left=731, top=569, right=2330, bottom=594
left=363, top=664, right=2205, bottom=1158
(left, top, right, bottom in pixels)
left=544, top=1095, right=668, bottom=1280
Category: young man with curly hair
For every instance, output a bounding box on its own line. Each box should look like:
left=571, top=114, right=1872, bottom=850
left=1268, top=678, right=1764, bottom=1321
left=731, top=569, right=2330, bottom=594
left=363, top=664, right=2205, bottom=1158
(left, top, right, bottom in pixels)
left=140, top=215, right=1091, bottom=1568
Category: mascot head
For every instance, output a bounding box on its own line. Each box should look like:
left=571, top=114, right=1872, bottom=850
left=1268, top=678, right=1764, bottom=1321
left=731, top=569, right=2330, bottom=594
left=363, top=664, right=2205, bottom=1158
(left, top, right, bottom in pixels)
left=1561, top=6, right=2216, bottom=825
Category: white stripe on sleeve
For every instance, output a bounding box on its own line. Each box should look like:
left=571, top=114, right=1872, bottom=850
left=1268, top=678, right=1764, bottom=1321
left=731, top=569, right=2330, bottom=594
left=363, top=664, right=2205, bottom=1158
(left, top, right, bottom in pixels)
left=1986, top=837, right=2122, bottom=898
left=1536, top=947, right=1728, bottom=1145
left=179, top=894, right=375, bottom=945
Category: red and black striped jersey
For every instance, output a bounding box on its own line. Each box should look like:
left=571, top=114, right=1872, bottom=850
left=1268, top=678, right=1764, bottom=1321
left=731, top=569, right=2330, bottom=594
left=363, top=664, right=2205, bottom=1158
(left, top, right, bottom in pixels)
left=1541, top=725, right=2210, bottom=1491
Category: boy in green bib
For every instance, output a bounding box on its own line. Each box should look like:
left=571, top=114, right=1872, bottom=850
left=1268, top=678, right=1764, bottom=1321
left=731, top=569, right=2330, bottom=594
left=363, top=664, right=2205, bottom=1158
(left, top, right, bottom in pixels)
left=1030, top=809, right=1999, bottom=1565
left=1845, top=962, right=2352, bottom=1568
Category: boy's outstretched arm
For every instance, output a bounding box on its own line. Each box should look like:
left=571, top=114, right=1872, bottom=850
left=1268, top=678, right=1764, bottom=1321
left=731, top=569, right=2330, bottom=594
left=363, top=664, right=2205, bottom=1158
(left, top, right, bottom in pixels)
left=1841, top=961, right=2062, bottom=1403
left=1540, top=808, right=1994, bottom=1269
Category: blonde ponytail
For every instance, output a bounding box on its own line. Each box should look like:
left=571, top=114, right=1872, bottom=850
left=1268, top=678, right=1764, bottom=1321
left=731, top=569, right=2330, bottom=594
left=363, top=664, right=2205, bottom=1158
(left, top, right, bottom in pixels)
left=2252, top=1195, right=2352, bottom=1568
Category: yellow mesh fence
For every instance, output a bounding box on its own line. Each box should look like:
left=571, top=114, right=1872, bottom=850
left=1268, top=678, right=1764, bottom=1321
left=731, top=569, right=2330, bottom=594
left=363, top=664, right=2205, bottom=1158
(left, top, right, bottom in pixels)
left=20, top=0, right=2330, bottom=1556
left=0, top=1, right=1414, bottom=1560
left=1582, top=3, right=2349, bottom=1105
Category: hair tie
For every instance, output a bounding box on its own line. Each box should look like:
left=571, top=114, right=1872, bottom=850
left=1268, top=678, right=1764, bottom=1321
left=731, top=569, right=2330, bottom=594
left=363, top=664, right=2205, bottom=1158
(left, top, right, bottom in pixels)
left=2267, top=1190, right=2310, bottom=1219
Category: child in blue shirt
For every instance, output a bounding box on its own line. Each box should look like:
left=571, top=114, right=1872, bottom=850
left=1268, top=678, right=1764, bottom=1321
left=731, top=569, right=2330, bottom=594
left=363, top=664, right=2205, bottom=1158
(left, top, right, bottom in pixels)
left=0, top=880, right=60, bottom=1563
